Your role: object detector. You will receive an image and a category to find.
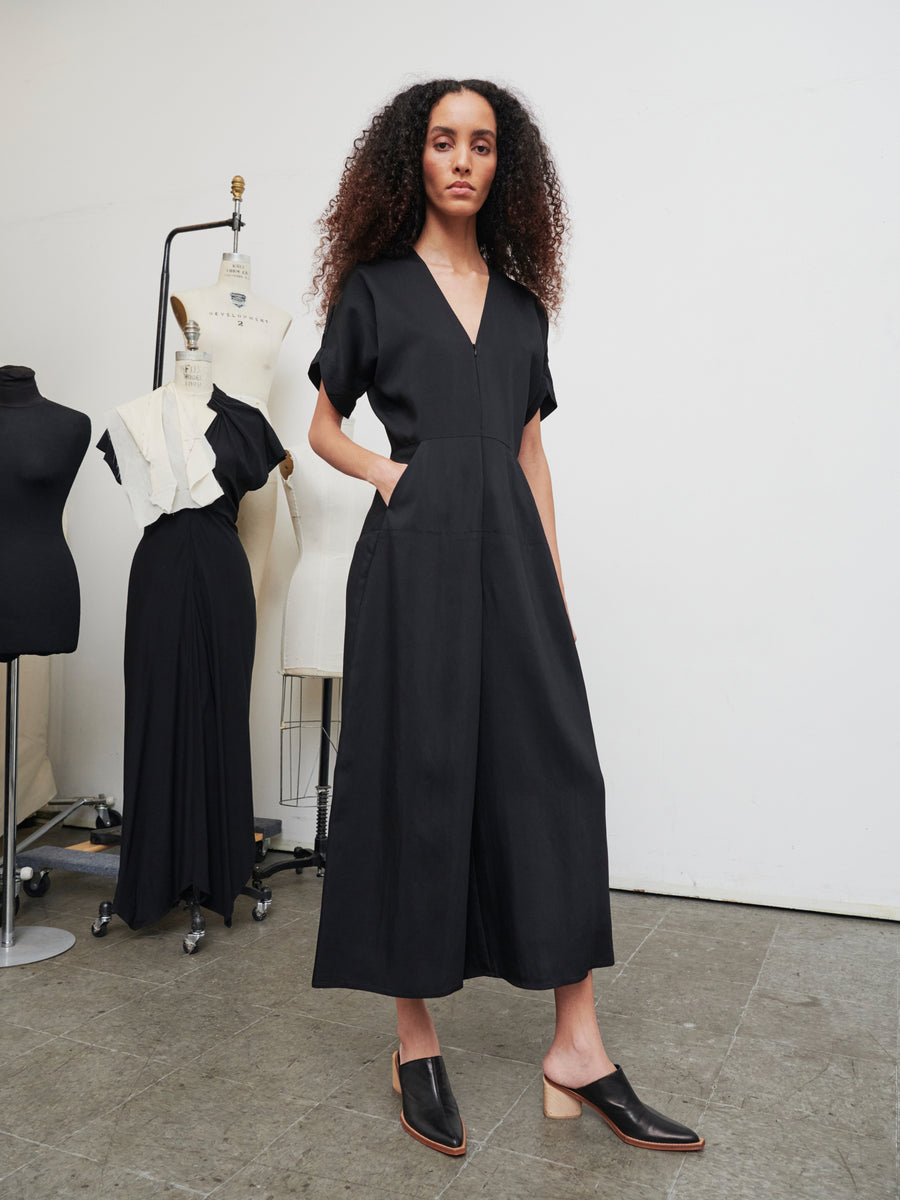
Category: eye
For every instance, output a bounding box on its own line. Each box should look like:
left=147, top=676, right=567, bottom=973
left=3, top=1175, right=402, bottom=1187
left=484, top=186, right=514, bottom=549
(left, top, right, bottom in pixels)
left=473, top=143, right=493, bottom=155
left=434, top=139, right=452, bottom=151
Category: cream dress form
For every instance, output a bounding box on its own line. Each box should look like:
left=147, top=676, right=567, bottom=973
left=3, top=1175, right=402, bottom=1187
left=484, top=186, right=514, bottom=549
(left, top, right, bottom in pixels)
left=281, top=422, right=373, bottom=676
left=171, top=254, right=291, bottom=597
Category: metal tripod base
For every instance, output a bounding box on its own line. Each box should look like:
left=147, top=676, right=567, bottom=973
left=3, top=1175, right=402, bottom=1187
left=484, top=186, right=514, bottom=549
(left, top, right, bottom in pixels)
left=0, top=926, right=76, bottom=967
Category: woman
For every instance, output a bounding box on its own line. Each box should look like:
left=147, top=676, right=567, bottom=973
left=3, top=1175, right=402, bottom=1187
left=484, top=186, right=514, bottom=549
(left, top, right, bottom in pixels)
left=307, top=78, right=703, bottom=1157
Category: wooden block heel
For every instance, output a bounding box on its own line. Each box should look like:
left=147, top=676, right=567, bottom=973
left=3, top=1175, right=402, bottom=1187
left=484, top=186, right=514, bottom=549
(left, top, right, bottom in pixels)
left=391, top=1049, right=401, bottom=1094
left=542, top=1075, right=583, bottom=1119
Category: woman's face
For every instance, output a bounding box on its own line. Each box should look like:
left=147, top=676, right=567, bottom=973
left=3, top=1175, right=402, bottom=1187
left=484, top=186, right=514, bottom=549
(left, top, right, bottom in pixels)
left=421, top=89, right=497, bottom=220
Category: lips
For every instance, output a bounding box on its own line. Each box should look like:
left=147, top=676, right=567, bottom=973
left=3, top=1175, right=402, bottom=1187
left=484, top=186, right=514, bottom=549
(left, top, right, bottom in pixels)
left=448, top=182, right=474, bottom=192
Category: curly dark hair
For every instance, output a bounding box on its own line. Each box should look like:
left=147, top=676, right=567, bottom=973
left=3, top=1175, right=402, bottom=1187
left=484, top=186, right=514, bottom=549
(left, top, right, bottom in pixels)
left=311, top=79, right=568, bottom=321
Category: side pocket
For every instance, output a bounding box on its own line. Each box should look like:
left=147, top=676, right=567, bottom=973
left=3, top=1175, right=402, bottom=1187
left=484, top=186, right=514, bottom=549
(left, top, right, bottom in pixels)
left=384, top=442, right=422, bottom=510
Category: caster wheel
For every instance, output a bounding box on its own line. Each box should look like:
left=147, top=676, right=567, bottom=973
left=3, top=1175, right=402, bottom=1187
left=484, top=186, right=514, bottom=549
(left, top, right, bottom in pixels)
left=91, top=921, right=108, bottom=937
left=23, top=873, right=50, bottom=898
left=254, top=841, right=268, bottom=863
left=183, top=938, right=197, bottom=954
left=95, top=809, right=123, bottom=829
left=251, top=905, right=267, bottom=922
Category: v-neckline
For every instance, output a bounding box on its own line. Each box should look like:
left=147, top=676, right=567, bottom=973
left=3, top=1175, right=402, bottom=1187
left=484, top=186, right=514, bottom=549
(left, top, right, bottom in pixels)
left=412, top=250, right=491, bottom=347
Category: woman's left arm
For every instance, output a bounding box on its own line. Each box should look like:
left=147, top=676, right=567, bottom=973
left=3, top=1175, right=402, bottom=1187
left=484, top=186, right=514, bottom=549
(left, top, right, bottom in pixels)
left=518, top=412, right=575, bottom=639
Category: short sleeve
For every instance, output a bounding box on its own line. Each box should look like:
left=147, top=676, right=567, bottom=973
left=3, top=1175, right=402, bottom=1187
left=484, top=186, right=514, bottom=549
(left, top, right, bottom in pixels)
left=308, top=268, right=377, bottom=419
left=525, top=300, right=558, bottom=424
left=242, top=412, right=288, bottom=492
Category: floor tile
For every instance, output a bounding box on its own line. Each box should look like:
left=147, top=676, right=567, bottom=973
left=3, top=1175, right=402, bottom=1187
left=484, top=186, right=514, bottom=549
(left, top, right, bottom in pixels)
left=628, top=927, right=767, bottom=985
left=440, top=1145, right=607, bottom=1198
left=659, top=896, right=781, bottom=941
left=260, top=1102, right=464, bottom=1197
left=0, top=959, right=156, bottom=1035
left=739, top=986, right=897, bottom=1061
left=210, top=1161, right=403, bottom=1198
left=712, top=1033, right=897, bottom=1140
left=608, top=891, right=674, bottom=924
left=288, top=985, right=399, bottom=1034
left=601, top=962, right=752, bottom=1036
left=592, top=1010, right=732, bottom=1099
left=678, top=1102, right=899, bottom=1200
left=56, top=1064, right=306, bottom=1193
left=426, top=985, right=556, bottom=1064
left=197, top=1009, right=395, bottom=1105
left=174, top=927, right=317, bottom=1003
left=610, top=920, right=656, bottom=965
left=757, top=938, right=898, bottom=1007
left=774, top=908, right=900, bottom=951
left=328, top=1047, right=537, bottom=1143
left=0, top=1038, right=171, bottom=1144
left=65, top=979, right=271, bottom=1063
left=0, top=1019, right=53, bottom=1067
left=67, top=924, right=229, bottom=984
left=0, top=1132, right=42, bottom=1180
left=0, top=1148, right=202, bottom=1197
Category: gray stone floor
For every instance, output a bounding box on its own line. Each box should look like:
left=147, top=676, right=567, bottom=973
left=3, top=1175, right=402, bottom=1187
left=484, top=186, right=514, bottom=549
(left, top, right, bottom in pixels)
left=0, top=842, right=896, bottom=1199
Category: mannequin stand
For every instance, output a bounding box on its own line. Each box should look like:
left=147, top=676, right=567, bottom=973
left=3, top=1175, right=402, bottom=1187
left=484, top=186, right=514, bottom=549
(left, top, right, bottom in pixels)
left=255, top=676, right=338, bottom=883
left=1, top=660, right=75, bottom=966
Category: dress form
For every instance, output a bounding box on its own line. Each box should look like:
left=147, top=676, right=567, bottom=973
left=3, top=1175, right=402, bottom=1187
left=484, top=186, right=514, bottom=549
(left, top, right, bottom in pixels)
left=280, top=422, right=374, bottom=677
left=0, top=367, right=90, bottom=659
left=0, top=366, right=90, bottom=823
left=171, top=255, right=291, bottom=598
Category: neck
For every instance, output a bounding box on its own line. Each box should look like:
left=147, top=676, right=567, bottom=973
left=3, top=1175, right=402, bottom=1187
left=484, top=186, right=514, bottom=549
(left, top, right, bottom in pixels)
left=0, top=365, right=42, bottom=407
left=217, top=254, right=251, bottom=289
left=415, top=213, right=483, bottom=273
left=172, top=358, right=214, bottom=401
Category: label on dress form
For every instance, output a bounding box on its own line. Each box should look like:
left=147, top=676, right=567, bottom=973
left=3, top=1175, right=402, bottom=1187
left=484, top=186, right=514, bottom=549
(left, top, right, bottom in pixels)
left=222, top=261, right=250, bottom=282
left=180, top=363, right=209, bottom=392
left=206, top=310, right=271, bottom=326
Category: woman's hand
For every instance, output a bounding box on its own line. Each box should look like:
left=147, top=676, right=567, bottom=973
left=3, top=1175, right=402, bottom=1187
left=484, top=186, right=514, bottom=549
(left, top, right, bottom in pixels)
left=368, top=456, right=407, bottom=506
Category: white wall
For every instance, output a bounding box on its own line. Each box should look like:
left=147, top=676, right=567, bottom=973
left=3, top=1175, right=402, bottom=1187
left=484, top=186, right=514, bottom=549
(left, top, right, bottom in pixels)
left=3, top=0, right=898, bottom=918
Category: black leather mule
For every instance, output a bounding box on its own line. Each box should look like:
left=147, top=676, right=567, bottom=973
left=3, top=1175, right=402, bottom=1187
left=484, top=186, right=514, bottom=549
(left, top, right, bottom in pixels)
left=392, top=1050, right=466, bottom=1156
left=543, top=1065, right=705, bottom=1151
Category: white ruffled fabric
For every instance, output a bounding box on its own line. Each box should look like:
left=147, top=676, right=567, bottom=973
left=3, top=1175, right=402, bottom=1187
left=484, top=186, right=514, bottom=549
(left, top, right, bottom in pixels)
left=106, top=382, right=223, bottom=529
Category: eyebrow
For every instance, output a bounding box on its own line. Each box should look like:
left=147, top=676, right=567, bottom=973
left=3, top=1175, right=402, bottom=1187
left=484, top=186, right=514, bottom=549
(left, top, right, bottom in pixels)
left=430, top=125, right=496, bottom=139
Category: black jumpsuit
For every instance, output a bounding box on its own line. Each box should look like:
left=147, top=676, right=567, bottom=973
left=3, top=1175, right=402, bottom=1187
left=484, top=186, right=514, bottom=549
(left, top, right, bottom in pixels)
left=310, top=253, right=614, bottom=998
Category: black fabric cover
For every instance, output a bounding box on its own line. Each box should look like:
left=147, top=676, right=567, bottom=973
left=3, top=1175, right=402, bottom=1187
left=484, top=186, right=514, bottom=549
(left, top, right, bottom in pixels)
left=98, top=387, right=285, bottom=930
left=0, top=366, right=90, bottom=661
left=309, top=253, right=613, bottom=999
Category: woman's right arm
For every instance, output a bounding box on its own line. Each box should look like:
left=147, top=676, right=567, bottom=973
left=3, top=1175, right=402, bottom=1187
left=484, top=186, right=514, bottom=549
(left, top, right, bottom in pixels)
left=308, top=384, right=405, bottom=506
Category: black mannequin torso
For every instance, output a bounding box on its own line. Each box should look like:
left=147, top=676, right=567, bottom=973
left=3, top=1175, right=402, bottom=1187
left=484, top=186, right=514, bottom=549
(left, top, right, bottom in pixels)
left=0, top=366, right=91, bottom=661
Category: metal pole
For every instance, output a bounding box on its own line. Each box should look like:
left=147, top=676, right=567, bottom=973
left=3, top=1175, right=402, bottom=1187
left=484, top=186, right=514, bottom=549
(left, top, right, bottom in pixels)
left=151, top=216, right=240, bottom=389
left=2, top=659, right=19, bottom=947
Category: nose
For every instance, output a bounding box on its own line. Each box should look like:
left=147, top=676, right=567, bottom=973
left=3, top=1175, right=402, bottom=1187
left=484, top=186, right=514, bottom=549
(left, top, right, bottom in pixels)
left=453, top=145, right=471, bottom=175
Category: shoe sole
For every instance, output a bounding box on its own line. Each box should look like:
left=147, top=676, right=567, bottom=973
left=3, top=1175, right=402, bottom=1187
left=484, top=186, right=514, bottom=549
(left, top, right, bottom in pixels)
left=392, top=1051, right=467, bottom=1157
left=544, top=1077, right=705, bottom=1152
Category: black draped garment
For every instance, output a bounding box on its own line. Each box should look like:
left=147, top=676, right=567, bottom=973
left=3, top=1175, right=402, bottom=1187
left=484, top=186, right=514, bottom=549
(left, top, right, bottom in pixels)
left=0, top=367, right=90, bottom=662
left=98, top=387, right=285, bottom=930
left=309, top=253, right=614, bottom=999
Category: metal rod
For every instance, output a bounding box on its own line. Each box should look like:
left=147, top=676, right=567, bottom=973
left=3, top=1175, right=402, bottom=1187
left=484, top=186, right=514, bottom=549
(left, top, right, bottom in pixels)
left=152, top=217, right=242, bottom=389
left=318, top=679, right=333, bottom=789
left=2, top=660, right=20, bottom=948
left=16, top=796, right=95, bottom=854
